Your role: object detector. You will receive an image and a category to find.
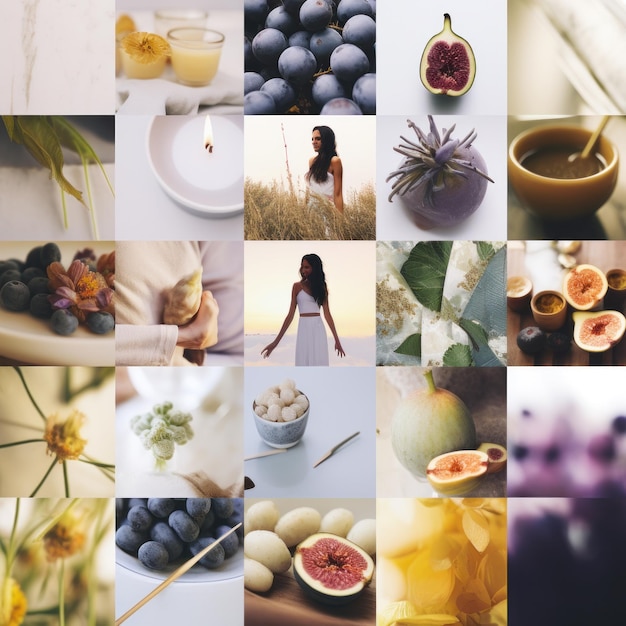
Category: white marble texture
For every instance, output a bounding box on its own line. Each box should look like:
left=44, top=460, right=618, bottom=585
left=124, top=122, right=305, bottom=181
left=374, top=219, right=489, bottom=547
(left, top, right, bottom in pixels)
left=0, top=0, right=116, bottom=114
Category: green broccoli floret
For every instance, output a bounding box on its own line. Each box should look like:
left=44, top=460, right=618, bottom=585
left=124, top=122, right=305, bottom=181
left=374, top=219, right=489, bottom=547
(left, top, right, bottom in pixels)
left=131, top=402, right=194, bottom=470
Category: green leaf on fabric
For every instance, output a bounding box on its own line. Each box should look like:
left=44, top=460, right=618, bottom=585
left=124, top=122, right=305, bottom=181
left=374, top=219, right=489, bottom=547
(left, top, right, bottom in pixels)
left=475, top=241, right=496, bottom=261
left=401, top=241, right=453, bottom=312
left=443, top=343, right=473, bottom=366
left=458, top=318, right=488, bottom=351
left=394, top=333, right=421, bottom=357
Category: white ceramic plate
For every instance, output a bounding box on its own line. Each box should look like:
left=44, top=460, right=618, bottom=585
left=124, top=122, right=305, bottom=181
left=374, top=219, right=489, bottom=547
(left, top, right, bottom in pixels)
left=0, top=242, right=115, bottom=365
left=147, top=115, right=244, bottom=217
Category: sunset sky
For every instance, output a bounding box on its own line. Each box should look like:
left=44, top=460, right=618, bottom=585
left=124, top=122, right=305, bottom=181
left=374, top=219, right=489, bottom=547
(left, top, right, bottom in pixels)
left=244, top=240, right=376, bottom=337
left=244, top=116, right=376, bottom=195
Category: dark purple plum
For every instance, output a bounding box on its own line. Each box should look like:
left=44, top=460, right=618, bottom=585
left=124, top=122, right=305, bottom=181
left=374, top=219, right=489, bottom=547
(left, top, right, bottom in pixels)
left=261, top=77, right=297, bottom=112
left=288, top=30, right=312, bottom=48
left=320, top=97, right=363, bottom=114
left=330, top=43, right=370, bottom=83
left=244, top=36, right=258, bottom=71
left=252, top=28, right=289, bottom=65
left=265, top=6, right=300, bottom=35
left=244, top=90, right=277, bottom=114
left=352, top=72, right=375, bottom=113
left=278, top=46, right=318, bottom=85
left=244, top=71, right=265, bottom=94
left=342, top=14, right=376, bottom=49
left=299, top=0, right=333, bottom=32
left=309, top=27, right=343, bottom=66
left=337, top=0, right=373, bottom=23
left=244, top=0, right=269, bottom=29
left=365, top=0, right=376, bottom=17
left=312, top=73, right=347, bottom=108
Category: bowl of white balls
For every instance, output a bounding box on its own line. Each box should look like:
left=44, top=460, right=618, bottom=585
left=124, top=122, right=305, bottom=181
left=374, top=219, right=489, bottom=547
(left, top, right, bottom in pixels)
left=252, top=379, right=310, bottom=448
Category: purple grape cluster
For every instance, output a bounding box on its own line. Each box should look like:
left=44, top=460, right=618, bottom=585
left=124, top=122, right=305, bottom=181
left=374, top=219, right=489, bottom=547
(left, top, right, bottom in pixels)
left=115, top=498, right=244, bottom=572
left=244, top=0, right=376, bottom=114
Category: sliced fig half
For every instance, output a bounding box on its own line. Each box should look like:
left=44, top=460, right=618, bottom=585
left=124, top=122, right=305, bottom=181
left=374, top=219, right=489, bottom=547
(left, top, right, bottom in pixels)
left=420, top=13, right=476, bottom=96
left=293, top=533, right=374, bottom=605
left=477, top=442, right=507, bottom=474
left=573, top=310, right=626, bottom=352
left=563, top=264, right=608, bottom=311
left=426, top=449, right=488, bottom=496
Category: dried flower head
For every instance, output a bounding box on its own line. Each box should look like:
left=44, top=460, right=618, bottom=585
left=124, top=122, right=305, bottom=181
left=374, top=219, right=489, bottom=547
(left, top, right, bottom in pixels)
left=43, top=511, right=86, bottom=561
left=121, top=32, right=170, bottom=63
left=47, top=260, right=114, bottom=322
left=44, top=410, right=87, bottom=462
left=0, top=577, right=27, bottom=626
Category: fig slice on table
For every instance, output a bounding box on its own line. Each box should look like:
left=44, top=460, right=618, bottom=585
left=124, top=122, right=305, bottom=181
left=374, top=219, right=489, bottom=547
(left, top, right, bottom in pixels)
left=293, top=533, right=374, bottom=605
left=420, top=13, right=476, bottom=96
left=563, top=264, right=608, bottom=311
left=572, top=310, right=626, bottom=352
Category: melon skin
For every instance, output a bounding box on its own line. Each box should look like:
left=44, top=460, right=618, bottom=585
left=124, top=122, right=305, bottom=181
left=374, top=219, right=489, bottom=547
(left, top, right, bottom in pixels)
left=391, top=372, right=477, bottom=480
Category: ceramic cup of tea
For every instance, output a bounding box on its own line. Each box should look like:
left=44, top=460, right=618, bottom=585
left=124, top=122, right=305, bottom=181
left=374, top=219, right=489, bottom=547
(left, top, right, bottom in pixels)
left=508, top=124, right=619, bottom=220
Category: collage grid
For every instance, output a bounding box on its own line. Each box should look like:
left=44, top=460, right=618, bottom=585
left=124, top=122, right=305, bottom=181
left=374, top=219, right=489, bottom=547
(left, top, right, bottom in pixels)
left=1, top=1, right=626, bottom=625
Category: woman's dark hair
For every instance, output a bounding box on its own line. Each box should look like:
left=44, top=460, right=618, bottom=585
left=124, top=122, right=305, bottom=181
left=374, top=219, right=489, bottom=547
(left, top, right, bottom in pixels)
left=301, top=253, right=328, bottom=305
left=308, top=126, right=337, bottom=183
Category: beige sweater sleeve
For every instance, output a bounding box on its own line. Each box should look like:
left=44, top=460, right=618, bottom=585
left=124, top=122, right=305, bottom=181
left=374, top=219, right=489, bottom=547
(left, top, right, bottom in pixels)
left=115, top=324, right=178, bottom=366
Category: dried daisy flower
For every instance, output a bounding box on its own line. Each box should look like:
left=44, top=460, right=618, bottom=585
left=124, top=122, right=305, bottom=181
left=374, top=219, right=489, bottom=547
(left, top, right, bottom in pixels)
left=0, top=577, right=27, bottom=626
left=43, top=511, right=86, bottom=562
left=121, top=32, right=170, bottom=63
left=44, top=410, right=87, bottom=462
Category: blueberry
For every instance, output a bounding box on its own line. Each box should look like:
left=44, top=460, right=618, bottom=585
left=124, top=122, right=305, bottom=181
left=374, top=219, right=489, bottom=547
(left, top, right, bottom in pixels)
left=612, top=415, right=626, bottom=436
left=211, top=498, right=234, bottom=520
left=29, top=293, right=54, bottom=318
left=128, top=498, right=148, bottom=509
left=169, top=510, right=199, bottom=543
left=150, top=522, right=184, bottom=561
left=27, top=276, right=50, bottom=297
left=40, top=242, right=62, bottom=268
left=0, top=260, right=20, bottom=275
left=147, top=498, right=179, bottom=519
left=115, top=525, right=147, bottom=555
left=0, top=281, right=30, bottom=311
left=588, top=434, right=616, bottom=464
left=25, top=245, right=44, bottom=269
left=512, top=444, right=529, bottom=461
left=138, top=540, right=169, bottom=570
left=199, top=510, right=216, bottom=535
left=186, top=498, right=212, bottom=524
left=190, top=536, right=225, bottom=569
left=50, top=309, right=79, bottom=335
left=0, top=269, right=22, bottom=288
left=86, top=311, right=114, bottom=334
left=127, top=505, right=154, bottom=533
left=544, top=445, right=561, bottom=464
left=21, top=266, right=45, bottom=284
left=214, top=524, right=240, bottom=558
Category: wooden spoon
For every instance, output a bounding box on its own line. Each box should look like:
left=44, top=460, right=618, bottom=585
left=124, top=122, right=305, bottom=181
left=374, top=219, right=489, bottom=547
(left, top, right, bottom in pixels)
left=569, top=115, right=610, bottom=162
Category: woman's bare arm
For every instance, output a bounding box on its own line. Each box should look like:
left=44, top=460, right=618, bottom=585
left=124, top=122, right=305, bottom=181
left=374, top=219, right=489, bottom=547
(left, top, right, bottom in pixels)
left=261, top=283, right=300, bottom=358
left=321, top=294, right=345, bottom=357
left=331, top=156, right=344, bottom=213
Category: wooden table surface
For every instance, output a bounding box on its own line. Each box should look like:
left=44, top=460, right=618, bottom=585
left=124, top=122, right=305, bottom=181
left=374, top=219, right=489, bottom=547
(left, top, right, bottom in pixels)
left=507, top=241, right=626, bottom=366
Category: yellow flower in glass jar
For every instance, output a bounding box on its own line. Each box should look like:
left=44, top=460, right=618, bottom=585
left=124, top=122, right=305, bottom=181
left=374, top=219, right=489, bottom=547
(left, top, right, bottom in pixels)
left=43, top=511, right=86, bottom=562
left=0, top=577, right=27, bottom=626
left=44, top=410, right=87, bottom=461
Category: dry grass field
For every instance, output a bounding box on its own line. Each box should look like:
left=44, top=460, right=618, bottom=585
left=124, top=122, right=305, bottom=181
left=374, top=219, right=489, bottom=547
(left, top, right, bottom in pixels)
left=244, top=178, right=376, bottom=240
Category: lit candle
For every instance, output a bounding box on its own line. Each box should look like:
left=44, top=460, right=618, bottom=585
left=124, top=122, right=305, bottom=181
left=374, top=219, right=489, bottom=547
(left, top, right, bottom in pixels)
left=204, top=115, right=214, bottom=153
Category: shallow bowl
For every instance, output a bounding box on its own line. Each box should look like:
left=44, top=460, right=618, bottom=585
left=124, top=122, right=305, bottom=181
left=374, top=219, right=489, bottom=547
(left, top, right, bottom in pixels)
left=508, top=125, right=619, bottom=220
left=252, top=393, right=310, bottom=449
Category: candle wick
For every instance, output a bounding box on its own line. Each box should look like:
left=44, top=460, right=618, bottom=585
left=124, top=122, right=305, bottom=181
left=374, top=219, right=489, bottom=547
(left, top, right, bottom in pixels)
left=206, top=145, right=213, bottom=153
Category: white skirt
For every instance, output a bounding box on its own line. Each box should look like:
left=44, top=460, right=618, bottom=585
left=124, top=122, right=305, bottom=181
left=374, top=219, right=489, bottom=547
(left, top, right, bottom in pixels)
left=295, top=316, right=329, bottom=366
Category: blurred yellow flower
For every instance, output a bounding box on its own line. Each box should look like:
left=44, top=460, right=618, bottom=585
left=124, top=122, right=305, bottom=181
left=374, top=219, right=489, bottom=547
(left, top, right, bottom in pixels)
left=0, top=577, right=27, bottom=626
left=377, top=499, right=507, bottom=626
left=44, top=410, right=87, bottom=461
left=43, top=511, right=86, bottom=562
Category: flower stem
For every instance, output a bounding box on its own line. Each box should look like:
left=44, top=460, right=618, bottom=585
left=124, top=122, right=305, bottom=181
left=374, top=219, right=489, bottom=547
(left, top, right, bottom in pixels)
left=0, top=438, right=46, bottom=449
left=61, top=187, right=68, bottom=230
left=59, top=559, right=66, bottom=626
left=30, top=457, right=58, bottom=497
left=6, top=497, right=20, bottom=573
left=82, top=156, right=100, bottom=240
left=63, top=461, right=70, bottom=497
left=13, top=366, right=47, bottom=422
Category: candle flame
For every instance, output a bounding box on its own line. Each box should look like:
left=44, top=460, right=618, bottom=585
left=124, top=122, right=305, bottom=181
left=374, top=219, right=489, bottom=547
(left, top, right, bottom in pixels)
left=204, top=115, right=214, bottom=153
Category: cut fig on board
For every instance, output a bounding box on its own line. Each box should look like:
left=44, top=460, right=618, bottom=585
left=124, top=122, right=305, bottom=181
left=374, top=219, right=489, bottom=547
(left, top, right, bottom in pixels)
left=426, top=449, right=489, bottom=495
left=420, top=13, right=476, bottom=96
left=477, top=442, right=507, bottom=474
left=572, top=310, right=626, bottom=352
left=563, top=264, right=608, bottom=311
left=293, top=533, right=374, bottom=605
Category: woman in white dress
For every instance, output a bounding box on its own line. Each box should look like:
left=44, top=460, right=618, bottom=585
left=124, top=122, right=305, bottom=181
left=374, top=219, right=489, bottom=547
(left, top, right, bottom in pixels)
left=305, top=125, right=344, bottom=214
left=261, top=254, right=345, bottom=365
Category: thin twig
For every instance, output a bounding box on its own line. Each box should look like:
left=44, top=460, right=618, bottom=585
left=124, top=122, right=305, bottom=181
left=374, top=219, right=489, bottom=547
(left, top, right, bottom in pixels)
left=30, top=457, right=58, bottom=497
left=281, top=122, right=295, bottom=199
left=13, top=367, right=47, bottom=422
left=63, top=461, right=70, bottom=497
left=0, top=439, right=46, bottom=449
